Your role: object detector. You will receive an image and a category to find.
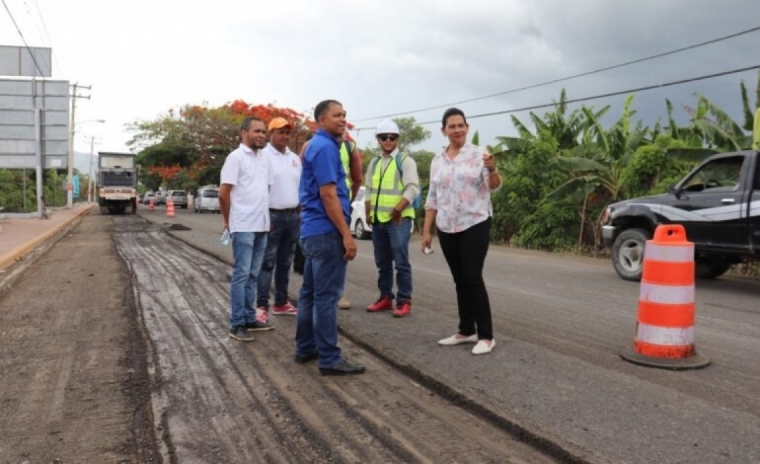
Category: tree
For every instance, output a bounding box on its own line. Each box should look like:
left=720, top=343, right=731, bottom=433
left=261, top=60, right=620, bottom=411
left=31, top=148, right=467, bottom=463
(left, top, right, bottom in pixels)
left=128, top=101, right=313, bottom=190
left=394, top=117, right=431, bottom=152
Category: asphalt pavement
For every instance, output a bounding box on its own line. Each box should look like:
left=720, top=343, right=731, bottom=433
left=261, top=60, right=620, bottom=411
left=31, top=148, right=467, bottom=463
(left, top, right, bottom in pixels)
left=5, top=203, right=759, bottom=463
left=139, top=205, right=760, bottom=464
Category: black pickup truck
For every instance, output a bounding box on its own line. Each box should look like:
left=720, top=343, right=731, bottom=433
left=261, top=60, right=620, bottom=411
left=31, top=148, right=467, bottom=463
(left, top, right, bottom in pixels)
left=602, top=150, right=760, bottom=281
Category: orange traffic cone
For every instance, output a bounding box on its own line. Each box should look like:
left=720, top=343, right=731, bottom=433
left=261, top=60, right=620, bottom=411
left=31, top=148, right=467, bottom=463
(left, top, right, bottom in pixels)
left=620, top=224, right=710, bottom=370
left=149, top=198, right=155, bottom=211
left=166, top=198, right=175, bottom=218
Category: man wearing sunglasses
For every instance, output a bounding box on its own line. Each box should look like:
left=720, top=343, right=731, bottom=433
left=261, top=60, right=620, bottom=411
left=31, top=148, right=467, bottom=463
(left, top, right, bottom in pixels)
left=364, top=119, right=420, bottom=318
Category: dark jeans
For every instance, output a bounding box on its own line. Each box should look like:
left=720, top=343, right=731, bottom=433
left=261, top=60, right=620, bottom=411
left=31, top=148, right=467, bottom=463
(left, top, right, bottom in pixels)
left=257, top=210, right=300, bottom=308
left=437, top=217, right=493, bottom=340
left=295, top=232, right=347, bottom=368
left=372, top=218, right=413, bottom=303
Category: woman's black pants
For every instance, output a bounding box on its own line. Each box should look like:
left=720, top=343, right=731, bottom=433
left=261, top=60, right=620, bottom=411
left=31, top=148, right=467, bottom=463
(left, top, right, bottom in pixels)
left=437, top=217, right=493, bottom=340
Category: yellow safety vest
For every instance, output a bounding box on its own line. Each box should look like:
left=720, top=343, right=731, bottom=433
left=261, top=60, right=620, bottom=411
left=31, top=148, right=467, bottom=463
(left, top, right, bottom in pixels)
left=370, top=154, right=415, bottom=223
left=340, top=142, right=352, bottom=190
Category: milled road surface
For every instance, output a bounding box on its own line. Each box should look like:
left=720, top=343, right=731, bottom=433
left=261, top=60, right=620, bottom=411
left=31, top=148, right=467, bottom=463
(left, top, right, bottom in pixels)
left=113, top=215, right=557, bottom=463
left=0, top=214, right=159, bottom=463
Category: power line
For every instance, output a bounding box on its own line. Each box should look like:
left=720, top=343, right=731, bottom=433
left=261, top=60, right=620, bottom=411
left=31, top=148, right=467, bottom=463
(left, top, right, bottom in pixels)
left=32, top=0, right=64, bottom=75
left=354, top=26, right=760, bottom=122
left=355, top=64, right=760, bottom=130
left=1, top=0, right=45, bottom=76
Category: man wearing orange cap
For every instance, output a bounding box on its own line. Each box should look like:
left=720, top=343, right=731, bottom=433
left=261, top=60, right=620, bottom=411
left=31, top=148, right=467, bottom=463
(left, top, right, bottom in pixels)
left=256, top=117, right=302, bottom=322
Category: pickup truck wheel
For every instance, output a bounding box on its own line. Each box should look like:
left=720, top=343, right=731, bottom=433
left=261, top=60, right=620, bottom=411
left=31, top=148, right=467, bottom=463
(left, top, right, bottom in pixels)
left=612, top=228, right=651, bottom=281
left=695, top=259, right=731, bottom=279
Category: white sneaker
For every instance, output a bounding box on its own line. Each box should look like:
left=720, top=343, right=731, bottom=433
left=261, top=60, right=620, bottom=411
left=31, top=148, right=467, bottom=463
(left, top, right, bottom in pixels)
left=472, top=339, right=495, bottom=355
left=438, top=334, right=478, bottom=346
left=338, top=296, right=351, bottom=310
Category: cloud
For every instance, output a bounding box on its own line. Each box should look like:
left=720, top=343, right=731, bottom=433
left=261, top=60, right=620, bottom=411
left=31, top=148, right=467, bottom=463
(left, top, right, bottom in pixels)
left=1, top=0, right=758, bottom=155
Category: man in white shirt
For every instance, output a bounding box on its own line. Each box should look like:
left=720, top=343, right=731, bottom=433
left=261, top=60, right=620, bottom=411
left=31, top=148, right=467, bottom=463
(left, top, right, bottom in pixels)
left=256, top=117, right=302, bottom=321
left=219, top=117, right=275, bottom=342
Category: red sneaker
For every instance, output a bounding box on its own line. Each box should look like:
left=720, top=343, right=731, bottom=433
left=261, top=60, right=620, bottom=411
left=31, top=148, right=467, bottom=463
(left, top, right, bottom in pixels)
left=393, top=300, right=411, bottom=318
left=272, top=302, right=297, bottom=315
left=366, top=296, right=393, bottom=312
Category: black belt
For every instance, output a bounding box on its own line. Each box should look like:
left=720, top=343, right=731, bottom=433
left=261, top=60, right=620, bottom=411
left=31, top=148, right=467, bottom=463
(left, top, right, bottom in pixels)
left=270, top=207, right=299, bottom=214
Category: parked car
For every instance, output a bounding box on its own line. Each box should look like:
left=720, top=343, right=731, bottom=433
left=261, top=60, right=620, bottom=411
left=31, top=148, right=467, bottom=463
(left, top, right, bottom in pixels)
left=194, top=186, right=220, bottom=213
left=154, top=191, right=166, bottom=206
left=350, top=186, right=371, bottom=239
left=350, top=186, right=414, bottom=239
left=602, top=149, right=760, bottom=281
left=142, top=191, right=155, bottom=205
left=167, top=190, right=188, bottom=209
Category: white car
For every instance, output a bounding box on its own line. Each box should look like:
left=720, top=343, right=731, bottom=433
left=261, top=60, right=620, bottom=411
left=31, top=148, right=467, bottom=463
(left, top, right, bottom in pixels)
left=194, top=185, right=220, bottom=213
left=350, top=186, right=414, bottom=239
left=350, top=186, right=372, bottom=239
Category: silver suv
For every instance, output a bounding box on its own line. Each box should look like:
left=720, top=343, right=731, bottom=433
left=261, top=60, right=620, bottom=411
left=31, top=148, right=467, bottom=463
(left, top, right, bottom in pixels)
left=167, top=190, right=188, bottom=209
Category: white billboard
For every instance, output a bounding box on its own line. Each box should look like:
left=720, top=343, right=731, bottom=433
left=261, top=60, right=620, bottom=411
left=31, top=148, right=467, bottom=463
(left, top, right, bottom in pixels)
left=0, top=78, right=69, bottom=169
left=0, top=45, right=52, bottom=78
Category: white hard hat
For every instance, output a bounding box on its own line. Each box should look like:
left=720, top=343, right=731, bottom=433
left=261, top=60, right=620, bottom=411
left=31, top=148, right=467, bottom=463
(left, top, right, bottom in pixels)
left=376, top=119, right=400, bottom=135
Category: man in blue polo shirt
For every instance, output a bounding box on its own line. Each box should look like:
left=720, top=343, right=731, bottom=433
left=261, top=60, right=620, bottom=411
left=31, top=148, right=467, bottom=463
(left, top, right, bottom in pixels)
left=295, top=100, right=365, bottom=376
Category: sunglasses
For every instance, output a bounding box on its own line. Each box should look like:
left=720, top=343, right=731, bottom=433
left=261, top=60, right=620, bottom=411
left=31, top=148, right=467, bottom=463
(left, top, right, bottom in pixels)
left=378, top=134, right=399, bottom=142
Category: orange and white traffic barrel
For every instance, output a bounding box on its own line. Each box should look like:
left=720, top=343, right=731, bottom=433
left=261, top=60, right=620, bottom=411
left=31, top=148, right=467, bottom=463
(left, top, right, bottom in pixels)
left=166, top=198, right=175, bottom=218
left=620, top=224, right=710, bottom=370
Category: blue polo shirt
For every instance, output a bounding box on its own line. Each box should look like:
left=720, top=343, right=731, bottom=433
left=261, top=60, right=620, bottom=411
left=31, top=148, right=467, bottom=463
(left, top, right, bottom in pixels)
left=299, top=129, right=350, bottom=238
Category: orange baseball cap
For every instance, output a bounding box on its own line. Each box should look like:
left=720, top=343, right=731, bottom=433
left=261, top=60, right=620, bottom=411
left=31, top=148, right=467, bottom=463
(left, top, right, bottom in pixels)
left=268, top=117, right=292, bottom=131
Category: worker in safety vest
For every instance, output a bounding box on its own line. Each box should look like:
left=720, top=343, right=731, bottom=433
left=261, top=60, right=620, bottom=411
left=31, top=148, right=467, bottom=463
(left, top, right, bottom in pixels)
left=364, top=119, right=419, bottom=318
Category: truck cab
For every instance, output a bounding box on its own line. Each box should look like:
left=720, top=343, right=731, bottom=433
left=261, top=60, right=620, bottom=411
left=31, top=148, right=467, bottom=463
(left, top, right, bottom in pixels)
left=98, top=152, right=138, bottom=215
left=602, top=150, right=760, bottom=280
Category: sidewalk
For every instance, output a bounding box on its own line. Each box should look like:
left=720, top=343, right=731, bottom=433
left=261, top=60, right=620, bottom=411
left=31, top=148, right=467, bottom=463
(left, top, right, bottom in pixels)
left=0, top=203, right=93, bottom=271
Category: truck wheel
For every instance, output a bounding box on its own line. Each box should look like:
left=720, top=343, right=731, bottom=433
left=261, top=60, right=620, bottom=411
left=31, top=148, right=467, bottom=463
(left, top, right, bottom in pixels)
left=695, top=259, right=731, bottom=279
left=612, top=228, right=651, bottom=281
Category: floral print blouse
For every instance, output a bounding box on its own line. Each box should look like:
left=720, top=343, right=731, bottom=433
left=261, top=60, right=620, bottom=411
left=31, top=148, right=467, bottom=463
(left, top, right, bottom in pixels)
left=424, top=143, right=501, bottom=234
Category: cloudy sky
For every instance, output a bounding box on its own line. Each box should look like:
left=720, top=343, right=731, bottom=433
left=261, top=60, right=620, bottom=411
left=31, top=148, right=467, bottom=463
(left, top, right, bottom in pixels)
left=1, top=0, right=759, bottom=159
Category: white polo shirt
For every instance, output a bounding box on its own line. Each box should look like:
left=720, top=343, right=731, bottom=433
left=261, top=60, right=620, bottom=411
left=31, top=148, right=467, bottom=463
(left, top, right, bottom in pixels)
left=263, top=143, right=301, bottom=209
left=220, top=143, right=273, bottom=232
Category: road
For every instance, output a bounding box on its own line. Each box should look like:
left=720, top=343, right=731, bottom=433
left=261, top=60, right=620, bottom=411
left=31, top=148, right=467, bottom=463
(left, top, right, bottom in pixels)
left=141, top=205, right=760, bottom=463
left=113, top=212, right=556, bottom=463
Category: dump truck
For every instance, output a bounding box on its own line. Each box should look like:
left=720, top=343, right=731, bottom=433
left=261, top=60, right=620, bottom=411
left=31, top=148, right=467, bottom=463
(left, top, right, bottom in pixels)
left=98, top=152, right=137, bottom=214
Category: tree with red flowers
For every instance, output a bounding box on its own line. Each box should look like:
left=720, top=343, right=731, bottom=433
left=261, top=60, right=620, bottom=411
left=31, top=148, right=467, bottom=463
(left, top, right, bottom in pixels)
left=128, top=100, right=319, bottom=191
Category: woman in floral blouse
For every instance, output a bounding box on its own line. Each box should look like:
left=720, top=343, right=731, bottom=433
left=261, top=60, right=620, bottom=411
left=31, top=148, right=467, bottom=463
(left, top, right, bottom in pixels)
left=421, top=108, right=502, bottom=355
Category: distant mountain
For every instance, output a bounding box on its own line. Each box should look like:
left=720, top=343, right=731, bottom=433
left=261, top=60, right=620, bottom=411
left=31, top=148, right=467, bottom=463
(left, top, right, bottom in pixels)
left=73, top=151, right=97, bottom=177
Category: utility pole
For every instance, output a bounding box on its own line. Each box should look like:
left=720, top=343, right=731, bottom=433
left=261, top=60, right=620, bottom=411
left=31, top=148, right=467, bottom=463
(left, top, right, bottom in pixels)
left=67, top=82, right=91, bottom=208
left=85, top=135, right=101, bottom=203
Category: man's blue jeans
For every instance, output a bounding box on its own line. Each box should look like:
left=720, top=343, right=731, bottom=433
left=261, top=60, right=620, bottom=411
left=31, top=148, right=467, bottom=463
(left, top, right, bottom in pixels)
left=229, top=231, right=268, bottom=329
left=257, top=210, right=300, bottom=308
left=372, top=217, right=413, bottom=304
left=295, top=232, right=347, bottom=368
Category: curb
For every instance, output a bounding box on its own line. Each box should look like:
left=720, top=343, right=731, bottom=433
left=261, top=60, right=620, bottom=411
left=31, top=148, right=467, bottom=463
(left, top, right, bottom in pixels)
left=0, top=208, right=90, bottom=298
left=0, top=205, right=93, bottom=271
